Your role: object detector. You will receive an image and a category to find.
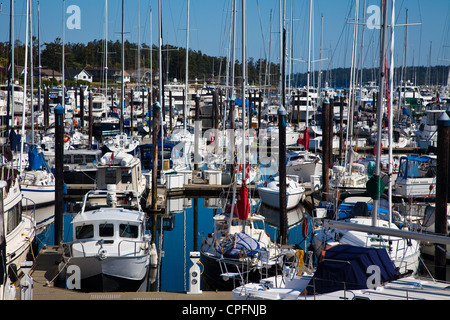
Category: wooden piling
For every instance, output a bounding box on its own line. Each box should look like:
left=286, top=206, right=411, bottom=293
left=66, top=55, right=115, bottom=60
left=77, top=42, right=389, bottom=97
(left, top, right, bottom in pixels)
left=322, top=98, right=331, bottom=201
left=79, top=87, right=85, bottom=130
left=169, top=90, right=173, bottom=131
left=435, top=112, right=450, bottom=281
left=151, top=102, right=161, bottom=211
left=279, top=27, right=287, bottom=245
left=88, top=91, right=93, bottom=149
left=130, top=89, right=134, bottom=134
left=44, top=88, right=49, bottom=129
left=54, top=104, right=65, bottom=245
left=278, top=105, right=287, bottom=245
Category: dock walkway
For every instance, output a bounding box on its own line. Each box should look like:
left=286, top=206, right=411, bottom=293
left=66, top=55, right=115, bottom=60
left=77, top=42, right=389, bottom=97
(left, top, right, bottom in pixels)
left=24, top=245, right=232, bottom=300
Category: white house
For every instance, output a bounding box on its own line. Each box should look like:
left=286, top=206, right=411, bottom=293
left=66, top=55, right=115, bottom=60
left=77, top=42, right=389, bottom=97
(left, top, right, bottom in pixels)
left=74, top=69, right=94, bottom=83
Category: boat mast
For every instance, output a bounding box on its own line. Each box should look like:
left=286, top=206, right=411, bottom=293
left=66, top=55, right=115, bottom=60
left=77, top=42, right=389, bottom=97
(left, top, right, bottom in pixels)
left=20, top=0, right=30, bottom=174
left=158, top=0, right=163, bottom=105
left=8, top=0, right=15, bottom=131
left=62, top=0, right=65, bottom=107
left=104, top=0, right=108, bottom=113
left=346, top=0, right=359, bottom=171
left=305, top=0, right=312, bottom=130
left=184, top=0, right=190, bottom=133
left=120, top=0, right=125, bottom=133
left=372, top=0, right=389, bottom=226
left=388, top=0, right=395, bottom=228
left=38, top=2, right=42, bottom=124
left=242, top=0, right=246, bottom=171
left=29, top=0, right=34, bottom=144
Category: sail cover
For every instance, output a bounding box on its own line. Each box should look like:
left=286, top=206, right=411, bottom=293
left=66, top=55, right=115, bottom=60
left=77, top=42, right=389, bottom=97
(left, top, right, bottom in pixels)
left=307, top=244, right=399, bottom=295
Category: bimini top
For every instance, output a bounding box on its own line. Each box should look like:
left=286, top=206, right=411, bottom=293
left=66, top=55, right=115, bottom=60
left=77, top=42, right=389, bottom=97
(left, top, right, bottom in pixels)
left=307, top=244, right=399, bottom=295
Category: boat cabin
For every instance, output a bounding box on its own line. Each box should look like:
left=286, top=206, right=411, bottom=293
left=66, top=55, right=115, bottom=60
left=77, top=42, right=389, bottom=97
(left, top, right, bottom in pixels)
left=96, top=151, right=146, bottom=195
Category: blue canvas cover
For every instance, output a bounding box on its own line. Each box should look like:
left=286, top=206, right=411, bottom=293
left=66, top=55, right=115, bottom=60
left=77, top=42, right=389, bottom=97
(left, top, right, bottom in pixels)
left=27, top=145, right=44, bottom=170
left=218, top=232, right=260, bottom=259
left=307, top=244, right=399, bottom=294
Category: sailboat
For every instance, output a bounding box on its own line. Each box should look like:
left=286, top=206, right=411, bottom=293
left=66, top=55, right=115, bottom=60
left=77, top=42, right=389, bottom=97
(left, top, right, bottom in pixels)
left=20, top=144, right=55, bottom=209
left=313, top=0, right=422, bottom=275
left=200, top=0, right=284, bottom=291
left=199, top=182, right=283, bottom=290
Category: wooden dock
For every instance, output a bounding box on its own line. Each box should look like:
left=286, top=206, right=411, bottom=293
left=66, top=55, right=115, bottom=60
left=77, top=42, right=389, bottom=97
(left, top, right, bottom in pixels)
left=23, top=245, right=232, bottom=300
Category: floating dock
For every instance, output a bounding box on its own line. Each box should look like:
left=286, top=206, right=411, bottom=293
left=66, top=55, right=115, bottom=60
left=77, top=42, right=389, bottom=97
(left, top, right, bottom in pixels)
left=25, top=245, right=232, bottom=300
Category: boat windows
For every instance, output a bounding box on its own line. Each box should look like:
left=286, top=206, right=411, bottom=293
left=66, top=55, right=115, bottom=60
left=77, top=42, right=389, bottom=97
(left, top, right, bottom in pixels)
left=6, top=203, right=22, bottom=235
left=73, top=155, right=86, bottom=164
left=99, top=223, right=114, bottom=237
left=75, top=224, right=94, bottom=239
left=120, top=224, right=138, bottom=238
left=121, top=169, right=132, bottom=184
left=105, top=168, right=117, bottom=184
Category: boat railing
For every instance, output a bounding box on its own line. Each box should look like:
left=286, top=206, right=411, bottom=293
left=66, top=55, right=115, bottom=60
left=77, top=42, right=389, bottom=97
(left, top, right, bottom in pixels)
left=364, top=234, right=416, bottom=273
left=118, top=239, right=150, bottom=257
left=64, top=238, right=150, bottom=258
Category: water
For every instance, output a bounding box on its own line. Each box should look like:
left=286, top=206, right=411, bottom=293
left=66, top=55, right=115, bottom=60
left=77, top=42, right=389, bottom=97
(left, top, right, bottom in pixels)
left=34, top=197, right=307, bottom=292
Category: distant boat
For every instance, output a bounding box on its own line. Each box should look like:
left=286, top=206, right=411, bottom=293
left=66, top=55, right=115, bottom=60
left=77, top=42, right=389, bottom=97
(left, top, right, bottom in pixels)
left=20, top=145, right=55, bottom=208
left=394, top=155, right=436, bottom=199
left=96, top=151, right=147, bottom=199
left=256, top=175, right=305, bottom=210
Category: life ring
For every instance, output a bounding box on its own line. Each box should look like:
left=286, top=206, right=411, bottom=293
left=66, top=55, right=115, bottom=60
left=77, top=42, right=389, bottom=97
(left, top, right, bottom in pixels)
left=64, top=134, right=70, bottom=143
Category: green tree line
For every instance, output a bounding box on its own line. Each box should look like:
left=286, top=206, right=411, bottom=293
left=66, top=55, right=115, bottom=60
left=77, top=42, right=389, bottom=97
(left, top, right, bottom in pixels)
left=0, top=38, right=281, bottom=87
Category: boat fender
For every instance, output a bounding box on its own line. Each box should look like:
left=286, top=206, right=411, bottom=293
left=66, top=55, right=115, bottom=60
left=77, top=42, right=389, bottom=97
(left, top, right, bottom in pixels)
left=238, top=248, right=247, bottom=259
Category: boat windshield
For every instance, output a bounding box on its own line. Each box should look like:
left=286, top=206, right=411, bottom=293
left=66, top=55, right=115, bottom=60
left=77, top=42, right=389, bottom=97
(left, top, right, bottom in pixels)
left=398, top=157, right=436, bottom=178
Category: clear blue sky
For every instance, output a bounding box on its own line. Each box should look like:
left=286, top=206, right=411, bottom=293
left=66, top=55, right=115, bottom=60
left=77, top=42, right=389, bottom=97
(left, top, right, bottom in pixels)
left=3, top=0, right=449, bottom=74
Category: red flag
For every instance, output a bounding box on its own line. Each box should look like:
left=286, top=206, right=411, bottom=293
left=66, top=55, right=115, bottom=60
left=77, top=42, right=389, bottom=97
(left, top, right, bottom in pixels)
left=297, top=128, right=310, bottom=150
left=109, top=152, right=114, bottom=167
left=236, top=182, right=249, bottom=220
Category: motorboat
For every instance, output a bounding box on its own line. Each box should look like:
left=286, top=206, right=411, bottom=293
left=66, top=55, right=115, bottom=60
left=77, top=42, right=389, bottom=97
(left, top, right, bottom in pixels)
left=285, top=150, right=322, bottom=184
left=61, top=188, right=152, bottom=292
left=330, top=163, right=369, bottom=190
left=104, top=133, right=140, bottom=154
left=394, top=155, right=436, bottom=199
left=96, top=151, right=147, bottom=199
left=256, top=175, right=305, bottom=209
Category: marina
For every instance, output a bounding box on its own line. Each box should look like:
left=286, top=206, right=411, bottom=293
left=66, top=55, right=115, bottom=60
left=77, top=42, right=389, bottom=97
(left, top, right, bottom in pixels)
left=0, top=0, right=450, bottom=303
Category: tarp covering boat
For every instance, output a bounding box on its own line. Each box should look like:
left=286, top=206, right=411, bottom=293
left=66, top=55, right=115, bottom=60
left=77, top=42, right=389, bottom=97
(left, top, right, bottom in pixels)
left=307, top=244, right=399, bottom=294
left=218, top=232, right=260, bottom=259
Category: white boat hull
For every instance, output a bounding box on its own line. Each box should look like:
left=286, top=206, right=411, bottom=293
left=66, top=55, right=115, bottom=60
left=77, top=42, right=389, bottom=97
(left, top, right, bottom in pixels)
left=21, top=184, right=55, bottom=208
left=257, top=187, right=303, bottom=209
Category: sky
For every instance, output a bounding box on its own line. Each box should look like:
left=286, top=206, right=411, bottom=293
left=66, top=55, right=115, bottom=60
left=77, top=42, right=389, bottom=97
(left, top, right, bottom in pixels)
left=2, top=0, right=449, bottom=75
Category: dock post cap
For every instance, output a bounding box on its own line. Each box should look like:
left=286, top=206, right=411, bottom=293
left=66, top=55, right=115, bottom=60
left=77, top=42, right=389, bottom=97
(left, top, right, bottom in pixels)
left=54, top=103, right=64, bottom=114
left=437, top=111, right=450, bottom=127
left=277, top=105, right=287, bottom=116
left=152, top=101, right=161, bottom=110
